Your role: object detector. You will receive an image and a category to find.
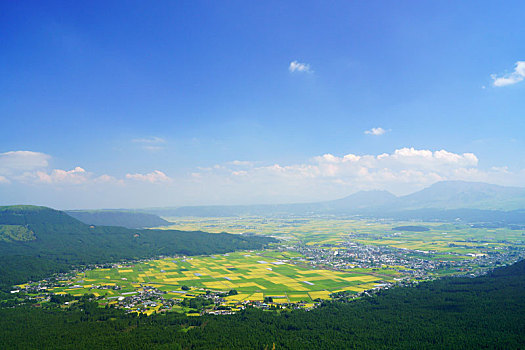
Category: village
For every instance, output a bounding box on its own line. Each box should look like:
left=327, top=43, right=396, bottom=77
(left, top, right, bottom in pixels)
left=11, top=277, right=330, bottom=315
left=281, top=236, right=525, bottom=279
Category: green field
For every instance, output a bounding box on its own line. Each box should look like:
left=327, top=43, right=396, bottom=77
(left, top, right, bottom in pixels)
left=157, top=217, right=525, bottom=256
left=37, top=216, right=525, bottom=314
left=53, top=251, right=398, bottom=304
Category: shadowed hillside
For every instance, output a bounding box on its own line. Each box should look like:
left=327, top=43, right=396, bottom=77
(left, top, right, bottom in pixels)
left=0, top=206, right=276, bottom=289
left=66, top=210, right=170, bottom=229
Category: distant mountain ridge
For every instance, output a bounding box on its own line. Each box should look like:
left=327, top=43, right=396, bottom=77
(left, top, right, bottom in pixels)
left=398, top=181, right=525, bottom=210
left=66, top=210, right=170, bottom=229
left=145, top=181, right=525, bottom=218
left=327, top=190, right=398, bottom=211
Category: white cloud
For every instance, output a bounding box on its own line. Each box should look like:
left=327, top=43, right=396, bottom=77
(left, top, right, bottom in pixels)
left=132, top=137, right=165, bottom=144
left=0, top=150, right=120, bottom=186
left=228, top=160, right=255, bottom=167
left=0, top=150, right=169, bottom=186
left=1, top=148, right=523, bottom=208
left=386, top=148, right=478, bottom=168
left=35, top=167, right=90, bottom=184
left=132, top=137, right=166, bottom=151
left=0, top=151, right=50, bottom=175
left=187, top=147, right=506, bottom=201
left=94, top=174, right=123, bottom=184
left=142, top=145, right=164, bottom=152
left=289, top=60, right=312, bottom=73
left=364, top=127, right=387, bottom=136
left=491, top=61, right=525, bottom=87
left=125, top=170, right=171, bottom=183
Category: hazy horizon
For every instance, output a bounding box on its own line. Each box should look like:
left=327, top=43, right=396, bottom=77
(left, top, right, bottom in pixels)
left=3, top=179, right=525, bottom=212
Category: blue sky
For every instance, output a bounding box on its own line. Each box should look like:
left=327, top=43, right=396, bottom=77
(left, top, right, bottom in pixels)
left=1, top=1, right=524, bottom=208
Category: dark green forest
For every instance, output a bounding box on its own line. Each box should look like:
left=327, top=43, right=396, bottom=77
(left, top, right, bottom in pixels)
left=0, top=206, right=275, bottom=289
left=66, top=210, right=170, bottom=229
left=1, top=259, right=524, bottom=349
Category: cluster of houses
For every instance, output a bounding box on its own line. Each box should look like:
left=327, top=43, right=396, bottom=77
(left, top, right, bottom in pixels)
left=281, top=233, right=525, bottom=279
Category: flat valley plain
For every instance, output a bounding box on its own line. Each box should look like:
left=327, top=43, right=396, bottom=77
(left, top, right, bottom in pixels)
left=159, top=216, right=525, bottom=256
left=30, top=216, right=525, bottom=315
left=50, top=251, right=396, bottom=310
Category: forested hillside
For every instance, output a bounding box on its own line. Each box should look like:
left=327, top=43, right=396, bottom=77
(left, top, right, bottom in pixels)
left=66, top=210, right=170, bottom=229
left=0, top=206, right=276, bottom=289
left=1, top=259, right=524, bottom=349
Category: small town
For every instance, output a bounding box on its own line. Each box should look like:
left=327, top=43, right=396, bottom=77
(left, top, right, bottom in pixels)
left=281, top=237, right=525, bottom=280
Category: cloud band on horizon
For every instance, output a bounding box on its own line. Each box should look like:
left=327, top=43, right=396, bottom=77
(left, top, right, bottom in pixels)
left=0, top=148, right=523, bottom=208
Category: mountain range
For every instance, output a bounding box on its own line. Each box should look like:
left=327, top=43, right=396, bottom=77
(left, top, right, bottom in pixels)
left=145, top=181, right=525, bottom=220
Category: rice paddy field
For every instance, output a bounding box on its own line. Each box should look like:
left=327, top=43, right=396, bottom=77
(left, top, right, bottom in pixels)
left=42, top=217, right=524, bottom=314
left=157, top=217, right=525, bottom=256
left=54, top=251, right=399, bottom=303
